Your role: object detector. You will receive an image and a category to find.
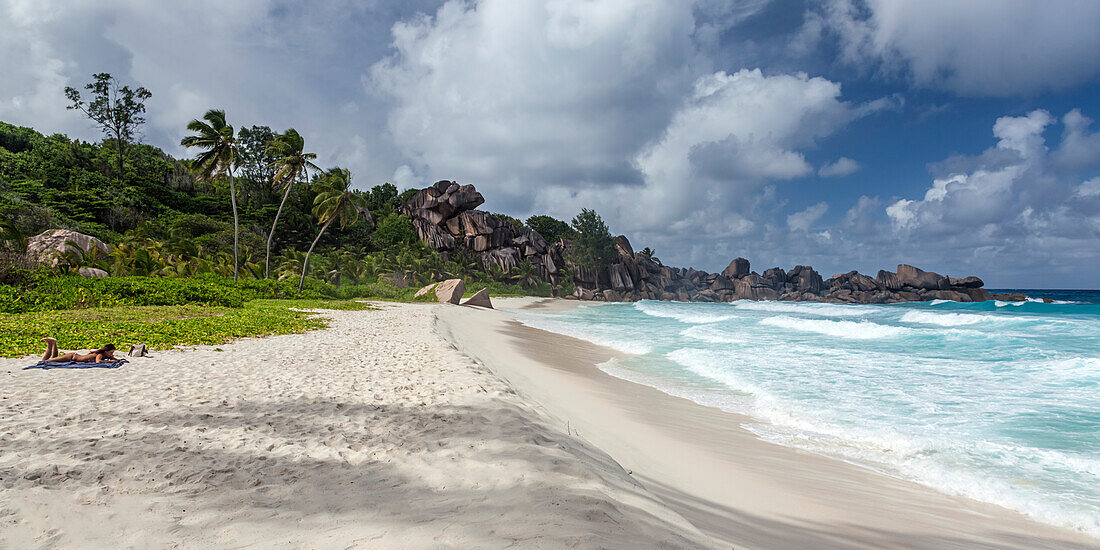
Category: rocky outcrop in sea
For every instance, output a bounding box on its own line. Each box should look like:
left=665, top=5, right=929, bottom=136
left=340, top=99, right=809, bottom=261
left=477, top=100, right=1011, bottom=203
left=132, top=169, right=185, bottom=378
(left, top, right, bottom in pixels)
left=401, top=181, right=998, bottom=304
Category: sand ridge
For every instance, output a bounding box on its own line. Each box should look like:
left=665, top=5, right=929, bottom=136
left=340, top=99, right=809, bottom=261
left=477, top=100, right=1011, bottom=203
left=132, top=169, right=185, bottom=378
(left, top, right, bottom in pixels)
left=0, top=302, right=709, bottom=549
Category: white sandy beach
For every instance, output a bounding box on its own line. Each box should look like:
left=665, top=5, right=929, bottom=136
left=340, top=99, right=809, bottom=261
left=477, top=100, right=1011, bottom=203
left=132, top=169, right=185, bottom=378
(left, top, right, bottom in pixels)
left=2, top=298, right=1098, bottom=549
left=0, top=301, right=709, bottom=549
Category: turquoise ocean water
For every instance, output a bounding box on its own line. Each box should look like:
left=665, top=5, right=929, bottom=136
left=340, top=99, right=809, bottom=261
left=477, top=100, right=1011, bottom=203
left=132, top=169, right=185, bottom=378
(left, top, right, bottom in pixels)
left=511, top=291, right=1100, bottom=537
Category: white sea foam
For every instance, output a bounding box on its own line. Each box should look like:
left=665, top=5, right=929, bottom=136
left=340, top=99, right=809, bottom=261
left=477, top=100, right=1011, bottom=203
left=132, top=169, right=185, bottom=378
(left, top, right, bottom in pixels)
left=633, top=301, right=734, bottom=324
left=929, top=299, right=953, bottom=305
left=759, top=316, right=911, bottom=339
left=746, top=421, right=1100, bottom=537
left=1037, top=357, right=1100, bottom=384
left=731, top=300, right=871, bottom=317
left=995, top=300, right=1026, bottom=307
left=667, top=348, right=772, bottom=398
left=1026, top=297, right=1080, bottom=305
left=596, top=357, right=753, bottom=413
left=511, top=316, right=653, bottom=355
left=521, top=299, right=1100, bottom=537
left=679, top=325, right=740, bottom=344
left=899, top=310, right=992, bottom=327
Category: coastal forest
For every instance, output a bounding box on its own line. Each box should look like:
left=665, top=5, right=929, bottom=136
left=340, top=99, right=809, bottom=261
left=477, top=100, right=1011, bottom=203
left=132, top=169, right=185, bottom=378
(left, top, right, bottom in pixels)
left=0, top=74, right=619, bottom=356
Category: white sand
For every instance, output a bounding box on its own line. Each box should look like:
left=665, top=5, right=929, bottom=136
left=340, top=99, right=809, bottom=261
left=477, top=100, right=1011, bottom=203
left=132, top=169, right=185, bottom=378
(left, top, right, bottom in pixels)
left=0, top=302, right=710, bottom=549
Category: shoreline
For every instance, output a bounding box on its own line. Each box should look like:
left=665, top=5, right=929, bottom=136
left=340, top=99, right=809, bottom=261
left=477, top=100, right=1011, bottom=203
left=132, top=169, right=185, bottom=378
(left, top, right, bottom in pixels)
left=440, top=297, right=1099, bottom=549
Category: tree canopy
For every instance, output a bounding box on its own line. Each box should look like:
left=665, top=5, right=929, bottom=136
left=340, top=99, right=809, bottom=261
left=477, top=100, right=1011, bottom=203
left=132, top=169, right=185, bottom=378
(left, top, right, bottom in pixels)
left=64, top=73, right=151, bottom=177
left=568, top=208, right=616, bottom=268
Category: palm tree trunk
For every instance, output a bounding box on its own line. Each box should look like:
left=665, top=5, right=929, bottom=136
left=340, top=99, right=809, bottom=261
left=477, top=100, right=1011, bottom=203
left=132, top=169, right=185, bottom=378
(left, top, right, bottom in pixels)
left=229, top=168, right=240, bottom=281
left=265, top=175, right=297, bottom=279
left=299, top=216, right=334, bottom=293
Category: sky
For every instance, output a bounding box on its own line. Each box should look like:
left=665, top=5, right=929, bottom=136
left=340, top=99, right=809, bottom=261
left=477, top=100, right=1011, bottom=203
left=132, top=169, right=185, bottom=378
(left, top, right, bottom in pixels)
left=2, top=0, right=1100, bottom=288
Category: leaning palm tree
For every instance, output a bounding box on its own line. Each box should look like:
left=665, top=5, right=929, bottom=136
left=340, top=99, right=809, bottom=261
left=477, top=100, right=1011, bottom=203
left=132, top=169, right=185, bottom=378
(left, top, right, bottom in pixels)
left=181, top=109, right=240, bottom=280
left=265, top=129, right=319, bottom=279
left=299, top=168, right=369, bottom=292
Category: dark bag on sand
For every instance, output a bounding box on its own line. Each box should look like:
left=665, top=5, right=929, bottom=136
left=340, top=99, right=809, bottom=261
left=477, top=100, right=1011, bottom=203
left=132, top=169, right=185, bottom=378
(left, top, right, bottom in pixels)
left=128, top=343, right=149, bottom=357
left=25, top=359, right=128, bottom=370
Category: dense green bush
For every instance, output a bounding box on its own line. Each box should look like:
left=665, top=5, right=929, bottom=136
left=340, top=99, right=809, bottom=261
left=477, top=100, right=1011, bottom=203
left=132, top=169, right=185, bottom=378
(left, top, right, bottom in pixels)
left=567, top=208, right=616, bottom=268
left=0, top=274, right=327, bottom=313
left=0, top=273, right=464, bottom=313
left=370, top=212, right=419, bottom=251
left=526, top=215, right=574, bottom=244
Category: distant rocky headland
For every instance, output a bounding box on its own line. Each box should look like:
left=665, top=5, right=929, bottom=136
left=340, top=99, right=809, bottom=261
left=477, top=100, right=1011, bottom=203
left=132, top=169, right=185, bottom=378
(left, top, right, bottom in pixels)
left=403, top=180, right=1012, bottom=304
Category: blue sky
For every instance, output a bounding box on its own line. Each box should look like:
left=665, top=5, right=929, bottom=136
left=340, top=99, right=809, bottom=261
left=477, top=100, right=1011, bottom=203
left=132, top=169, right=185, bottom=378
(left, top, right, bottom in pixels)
left=2, top=0, right=1099, bottom=287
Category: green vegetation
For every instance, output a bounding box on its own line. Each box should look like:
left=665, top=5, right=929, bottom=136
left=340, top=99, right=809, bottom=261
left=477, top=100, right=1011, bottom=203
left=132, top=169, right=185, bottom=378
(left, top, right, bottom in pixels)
left=300, top=168, right=368, bottom=291
left=526, top=214, right=575, bottom=244
left=639, top=246, right=661, bottom=264
left=567, top=208, right=616, bottom=268
left=181, top=108, right=243, bottom=279
left=0, top=72, right=640, bottom=356
left=0, top=299, right=377, bottom=358
left=64, top=72, right=151, bottom=178
left=266, top=128, right=319, bottom=279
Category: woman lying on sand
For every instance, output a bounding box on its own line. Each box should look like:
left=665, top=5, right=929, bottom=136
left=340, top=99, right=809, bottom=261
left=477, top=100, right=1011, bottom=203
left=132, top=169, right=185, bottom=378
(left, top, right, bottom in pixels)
left=40, top=338, right=117, bottom=363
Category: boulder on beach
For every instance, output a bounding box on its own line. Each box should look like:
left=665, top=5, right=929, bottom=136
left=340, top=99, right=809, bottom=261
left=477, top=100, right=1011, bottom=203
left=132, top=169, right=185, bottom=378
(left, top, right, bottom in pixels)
left=434, top=279, right=466, bottom=304
left=413, top=282, right=439, bottom=298
left=462, top=288, right=493, bottom=308
left=26, top=229, right=110, bottom=266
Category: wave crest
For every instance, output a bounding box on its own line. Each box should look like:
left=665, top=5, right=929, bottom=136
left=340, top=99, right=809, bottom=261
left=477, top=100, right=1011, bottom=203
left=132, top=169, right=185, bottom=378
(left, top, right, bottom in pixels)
left=634, top=301, right=734, bottom=324
left=899, top=310, right=991, bottom=327
left=759, top=316, right=910, bottom=339
left=732, top=300, right=870, bottom=317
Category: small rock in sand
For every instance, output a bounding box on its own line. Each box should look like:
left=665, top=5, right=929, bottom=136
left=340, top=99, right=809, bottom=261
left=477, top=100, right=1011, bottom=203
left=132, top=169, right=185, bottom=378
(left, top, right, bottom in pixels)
left=462, top=288, right=493, bottom=308
left=413, top=283, right=439, bottom=298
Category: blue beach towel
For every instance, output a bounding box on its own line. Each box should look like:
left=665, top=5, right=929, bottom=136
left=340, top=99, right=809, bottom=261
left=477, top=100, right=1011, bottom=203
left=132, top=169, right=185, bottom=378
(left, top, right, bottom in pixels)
left=24, top=359, right=128, bottom=370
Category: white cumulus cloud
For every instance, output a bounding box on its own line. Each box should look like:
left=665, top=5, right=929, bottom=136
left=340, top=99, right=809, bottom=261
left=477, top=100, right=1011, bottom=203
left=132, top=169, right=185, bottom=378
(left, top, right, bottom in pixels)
left=805, top=0, right=1100, bottom=96
left=787, top=202, right=829, bottom=232
left=874, top=108, right=1100, bottom=285
left=818, top=157, right=860, bottom=177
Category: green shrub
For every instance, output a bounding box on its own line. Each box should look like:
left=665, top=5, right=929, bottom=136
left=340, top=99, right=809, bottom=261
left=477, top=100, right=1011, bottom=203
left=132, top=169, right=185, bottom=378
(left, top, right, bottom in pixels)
left=370, top=212, right=418, bottom=250
left=0, top=274, right=338, bottom=313
left=525, top=214, right=574, bottom=243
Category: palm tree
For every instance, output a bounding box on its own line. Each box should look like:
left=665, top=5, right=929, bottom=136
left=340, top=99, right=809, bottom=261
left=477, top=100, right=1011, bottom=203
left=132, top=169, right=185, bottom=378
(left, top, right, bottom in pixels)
left=181, top=109, right=240, bottom=280
left=299, top=168, right=369, bottom=293
left=0, top=221, right=26, bottom=253
left=509, top=259, right=539, bottom=288
left=265, top=129, right=319, bottom=279
left=56, top=241, right=110, bottom=273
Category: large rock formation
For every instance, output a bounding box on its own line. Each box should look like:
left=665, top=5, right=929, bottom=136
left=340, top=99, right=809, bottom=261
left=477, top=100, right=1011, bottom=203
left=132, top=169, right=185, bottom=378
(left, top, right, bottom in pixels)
left=400, top=182, right=994, bottom=304
left=26, top=229, right=110, bottom=267
left=402, top=181, right=565, bottom=284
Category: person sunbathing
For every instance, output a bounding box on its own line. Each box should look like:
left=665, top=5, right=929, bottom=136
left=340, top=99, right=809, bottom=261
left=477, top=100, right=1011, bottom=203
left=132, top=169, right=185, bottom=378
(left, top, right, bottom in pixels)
left=40, top=338, right=117, bottom=363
